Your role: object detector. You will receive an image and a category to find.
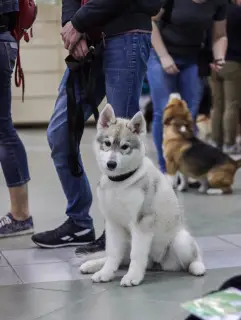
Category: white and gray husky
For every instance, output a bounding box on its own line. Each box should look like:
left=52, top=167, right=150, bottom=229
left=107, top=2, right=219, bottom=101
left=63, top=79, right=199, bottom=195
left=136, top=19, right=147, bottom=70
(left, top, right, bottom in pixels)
left=80, top=104, right=205, bottom=287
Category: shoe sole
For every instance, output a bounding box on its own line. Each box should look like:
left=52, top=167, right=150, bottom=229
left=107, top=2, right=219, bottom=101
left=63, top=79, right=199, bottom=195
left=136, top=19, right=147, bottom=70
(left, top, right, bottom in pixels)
left=32, top=241, right=92, bottom=249
left=0, top=228, right=34, bottom=238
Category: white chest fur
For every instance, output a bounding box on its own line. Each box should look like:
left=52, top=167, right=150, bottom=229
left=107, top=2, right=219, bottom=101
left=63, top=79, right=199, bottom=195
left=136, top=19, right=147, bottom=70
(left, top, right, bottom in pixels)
left=97, top=183, right=145, bottom=228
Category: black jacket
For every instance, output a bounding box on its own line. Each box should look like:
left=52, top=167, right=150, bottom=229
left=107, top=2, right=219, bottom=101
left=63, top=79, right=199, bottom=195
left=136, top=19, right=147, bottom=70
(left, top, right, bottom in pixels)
left=62, top=0, right=161, bottom=38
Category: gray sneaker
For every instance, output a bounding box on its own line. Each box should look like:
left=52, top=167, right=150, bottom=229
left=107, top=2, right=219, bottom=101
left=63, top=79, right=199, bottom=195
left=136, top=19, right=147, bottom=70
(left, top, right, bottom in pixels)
left=0, top=213, right=34, bottom=238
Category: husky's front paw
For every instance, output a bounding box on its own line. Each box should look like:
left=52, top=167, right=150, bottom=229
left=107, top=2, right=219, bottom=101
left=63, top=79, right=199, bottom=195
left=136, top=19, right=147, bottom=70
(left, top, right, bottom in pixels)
left=80, top=260, right=102, bottom=274
left=91, top=270, right=115, bottom=283
left=120, top=272, right=144, bottom=287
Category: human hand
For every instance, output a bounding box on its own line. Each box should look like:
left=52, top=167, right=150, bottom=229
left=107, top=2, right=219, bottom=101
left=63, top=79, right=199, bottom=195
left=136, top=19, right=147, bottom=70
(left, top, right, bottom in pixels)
left=61, top=21, right=82, bottom=52
left=160, top=54, right=179, bottom=74
left=210, top=58, right=225, bottom=73
left=71, top=39, right=89, bottom=60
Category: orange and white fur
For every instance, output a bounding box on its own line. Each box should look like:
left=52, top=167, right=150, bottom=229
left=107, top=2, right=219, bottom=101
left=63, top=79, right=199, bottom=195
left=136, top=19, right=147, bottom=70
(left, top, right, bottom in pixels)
left=79, top=104, right=205, bottom=287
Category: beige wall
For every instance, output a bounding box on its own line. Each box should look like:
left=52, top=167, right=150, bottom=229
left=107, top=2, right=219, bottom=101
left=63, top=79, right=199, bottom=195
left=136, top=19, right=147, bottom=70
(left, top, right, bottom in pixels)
left=12, top=4, right=64, bottom=124
left=12, top=4, right=105, bottom=125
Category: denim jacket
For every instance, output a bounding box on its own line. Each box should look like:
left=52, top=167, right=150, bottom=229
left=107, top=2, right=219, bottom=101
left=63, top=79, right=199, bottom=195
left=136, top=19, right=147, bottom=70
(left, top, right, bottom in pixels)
left=0, top=0, right=19, bottom=14
left=62, top=0, right=81, bottom=26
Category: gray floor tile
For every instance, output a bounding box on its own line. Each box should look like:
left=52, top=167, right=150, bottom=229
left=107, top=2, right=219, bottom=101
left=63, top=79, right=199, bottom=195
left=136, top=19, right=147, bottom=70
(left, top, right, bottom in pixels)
left=32, top=279, right=106, bottom=298
left=37, top=291, right=185, bottom=320
left=2, top=248, right=76, bottom=266
left=218, top=234, right=241, bottom=248
left=0, top=252, right=8, bottom=267
left=1, top=268, right=241, bottom=320
left=100, top=273, right=206, bottom=303
left=0, top=266, right=21, bottom=285
left=12, top=262, right=88, bottom=284
left=203, top=249, right=241, bottom=269
left=33, top=269, right=241, bottom=320
left=0, top=284, right=92, bottom=320
left=0, top=234, right=35, bottom=251
left=31, top=267, right=241, bottom=295
left=195, top=236, right=237, bottom=251
left=84, top=268, right=241, bottom=304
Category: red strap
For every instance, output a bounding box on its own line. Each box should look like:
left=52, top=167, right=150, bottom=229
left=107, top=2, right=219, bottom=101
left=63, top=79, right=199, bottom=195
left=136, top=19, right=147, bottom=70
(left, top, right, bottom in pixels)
left=15, top=46, right=25, bottom=102
left=13, top=29, right=34, bottom=102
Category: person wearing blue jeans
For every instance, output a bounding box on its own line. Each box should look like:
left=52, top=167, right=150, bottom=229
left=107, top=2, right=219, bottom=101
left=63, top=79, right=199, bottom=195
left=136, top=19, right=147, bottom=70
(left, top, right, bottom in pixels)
left=148, top=0, right=228, bottom=173
left=31, top=0, right=160, bottom=252
left=0, top=7, right=34, bottom=237
left=147, top=51, right=203, bottom=172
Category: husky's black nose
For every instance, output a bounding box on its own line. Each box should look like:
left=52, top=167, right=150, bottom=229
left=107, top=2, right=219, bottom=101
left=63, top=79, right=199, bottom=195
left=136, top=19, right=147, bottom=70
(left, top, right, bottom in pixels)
left=107, top=160, right=117, bottom=170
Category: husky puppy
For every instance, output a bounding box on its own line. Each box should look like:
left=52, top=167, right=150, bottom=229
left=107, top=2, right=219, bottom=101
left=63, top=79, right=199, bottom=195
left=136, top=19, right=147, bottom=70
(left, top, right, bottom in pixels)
left=80, top=104, right=205, bottom=287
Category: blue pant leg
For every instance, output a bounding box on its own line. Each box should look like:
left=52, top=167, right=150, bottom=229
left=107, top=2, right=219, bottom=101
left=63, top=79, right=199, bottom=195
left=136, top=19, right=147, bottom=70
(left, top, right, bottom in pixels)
left=147, top=50, right=178, bottom=172
left=179, top=62, right=203, bottom=121
left=103, top=33, right=151, bottom=118
left=47, top=68, right=105, bottom=228
left=0, top=32, right=30, bottom=187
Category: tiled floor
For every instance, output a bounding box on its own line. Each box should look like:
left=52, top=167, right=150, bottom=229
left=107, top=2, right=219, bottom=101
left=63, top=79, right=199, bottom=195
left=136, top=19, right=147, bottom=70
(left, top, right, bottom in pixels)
left=1, top=128, right=241, bottom=320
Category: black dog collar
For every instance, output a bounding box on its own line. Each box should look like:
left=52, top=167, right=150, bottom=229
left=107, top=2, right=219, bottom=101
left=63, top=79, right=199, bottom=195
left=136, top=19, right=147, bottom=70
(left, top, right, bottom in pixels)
left=108, top=169, right=137, bottom=182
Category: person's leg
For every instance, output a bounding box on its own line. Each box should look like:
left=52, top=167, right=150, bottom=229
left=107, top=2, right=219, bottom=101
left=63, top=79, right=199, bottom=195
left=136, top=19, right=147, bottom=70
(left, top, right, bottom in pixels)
left=221, top=61, right=241, bottom=153
left=104, top=32, right=151, bottom=118
left=32, top=68, right=105, bottom=248
left=209, top=72, right=224, bottom=148
left=147, top=49, right=177, bottom=172
left=0, top=33, right=33, bottom=237
left=198, top=77, right=212, bottom=117
left=179, top=61, right=203, bottom=122
left=47, top=70, right=94, bottom=227
left=75, top=33, right=152, bottom=256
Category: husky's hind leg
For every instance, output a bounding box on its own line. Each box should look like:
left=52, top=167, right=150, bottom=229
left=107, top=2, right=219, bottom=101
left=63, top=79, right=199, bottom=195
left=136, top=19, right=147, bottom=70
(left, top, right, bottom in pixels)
left=162, top=229, right=205, bottom=276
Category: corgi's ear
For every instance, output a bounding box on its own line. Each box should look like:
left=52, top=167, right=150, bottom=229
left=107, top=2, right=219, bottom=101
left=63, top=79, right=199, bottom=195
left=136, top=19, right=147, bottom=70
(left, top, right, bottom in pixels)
left=163, top=116, right=173, bottom=125
left=97, top=103, right=116, bottom=130
left=127, top=111, right=146, bottom=135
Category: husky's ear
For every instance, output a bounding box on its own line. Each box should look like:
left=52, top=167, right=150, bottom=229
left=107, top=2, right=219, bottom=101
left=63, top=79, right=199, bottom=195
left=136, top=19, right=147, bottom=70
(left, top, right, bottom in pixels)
left=97, top=103, right=116, bottom=130
left=127, top=111, right=146, bottom=135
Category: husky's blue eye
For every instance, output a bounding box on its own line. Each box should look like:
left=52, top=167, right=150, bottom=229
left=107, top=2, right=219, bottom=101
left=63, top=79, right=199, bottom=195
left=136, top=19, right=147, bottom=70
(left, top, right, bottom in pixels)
left=121, top=144, right=129, bottom=150
left=104, top=141, right=111, bottom=147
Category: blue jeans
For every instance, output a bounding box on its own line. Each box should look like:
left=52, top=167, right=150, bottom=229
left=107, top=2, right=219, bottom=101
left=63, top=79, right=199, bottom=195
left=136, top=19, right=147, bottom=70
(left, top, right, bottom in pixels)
left=47, top=33, right=151, bottom=228
left=0, top=32, right=30, bottom=187
left=147, top=49, right=203, bottom=172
